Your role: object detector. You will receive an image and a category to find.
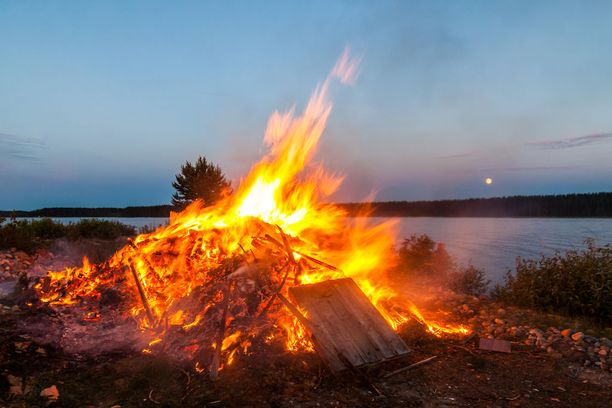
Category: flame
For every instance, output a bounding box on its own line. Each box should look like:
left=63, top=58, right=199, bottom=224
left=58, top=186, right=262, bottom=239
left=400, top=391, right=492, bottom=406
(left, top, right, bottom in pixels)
left=35, top=50, right=468, bottom=373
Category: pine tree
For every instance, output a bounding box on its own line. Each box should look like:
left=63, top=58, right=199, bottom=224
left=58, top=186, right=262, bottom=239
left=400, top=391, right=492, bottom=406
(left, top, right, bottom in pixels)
left=171, top=157, right=231, bottom=210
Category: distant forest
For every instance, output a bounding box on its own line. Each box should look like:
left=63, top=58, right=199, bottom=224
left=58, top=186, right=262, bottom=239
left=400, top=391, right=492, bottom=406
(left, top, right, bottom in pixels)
left=1, top=192, right=611, bottom=218
left=343, top=192, right=612, bottom=217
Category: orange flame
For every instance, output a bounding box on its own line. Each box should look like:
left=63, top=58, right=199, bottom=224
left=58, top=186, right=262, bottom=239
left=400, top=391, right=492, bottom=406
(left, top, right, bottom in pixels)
left=35, top=50, right=468, bottom=372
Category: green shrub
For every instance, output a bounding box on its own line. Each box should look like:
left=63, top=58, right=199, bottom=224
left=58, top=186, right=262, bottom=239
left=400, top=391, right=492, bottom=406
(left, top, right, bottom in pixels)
left=397, top=234, right=454, bottom=280
left=0, top=219, right=36, bottom=252
left=448, top=265, right=490, bottom=296
left=493, top=240, right=612, bottom=323
left=0, top=218, right=136, bottom=252
left=29, top=217, right=68, bottom=239
left=66, top=219, right=135, bottom=240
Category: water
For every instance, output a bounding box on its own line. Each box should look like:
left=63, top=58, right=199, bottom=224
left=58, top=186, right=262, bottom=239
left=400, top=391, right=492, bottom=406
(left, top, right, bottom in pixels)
left=385, top=217, right=612, bottom=282
left=21, top=216, right=612, bottom=283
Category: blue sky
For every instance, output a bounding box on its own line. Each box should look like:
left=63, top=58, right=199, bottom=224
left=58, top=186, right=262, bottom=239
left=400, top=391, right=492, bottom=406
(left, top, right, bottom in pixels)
left=1, top=0, right=611, bottom=210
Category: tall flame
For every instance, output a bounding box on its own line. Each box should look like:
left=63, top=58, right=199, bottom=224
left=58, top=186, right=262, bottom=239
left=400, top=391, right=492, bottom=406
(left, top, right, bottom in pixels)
left=36, top=50, right=468, bottom=371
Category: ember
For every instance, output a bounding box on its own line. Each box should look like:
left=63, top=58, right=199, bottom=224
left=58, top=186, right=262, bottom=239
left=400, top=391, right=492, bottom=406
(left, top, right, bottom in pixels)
left=34, top=50, right=468, bottom=375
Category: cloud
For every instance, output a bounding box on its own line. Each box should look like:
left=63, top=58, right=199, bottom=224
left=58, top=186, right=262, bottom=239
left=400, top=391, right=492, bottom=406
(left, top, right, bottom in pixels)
left=527, top=133, right=612, bottom=150
left=436, top=151, right=477, bottom=159
left=0, top=132, right=46, bottom=161
left=480, top=166, right=576, bottom=172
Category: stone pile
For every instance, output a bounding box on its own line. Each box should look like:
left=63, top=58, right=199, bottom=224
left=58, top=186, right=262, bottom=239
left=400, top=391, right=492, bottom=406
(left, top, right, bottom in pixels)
left=0, top=248, right=79, bottom=282
left=453, top=298, right=612, bottom=373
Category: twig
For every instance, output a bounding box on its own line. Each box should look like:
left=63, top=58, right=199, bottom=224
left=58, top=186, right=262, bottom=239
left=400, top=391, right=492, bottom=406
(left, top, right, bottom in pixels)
left=256, top=261, right=292, bottom=319
left=383, top=355, right=438, bottom=378
left=276, top=226, right=297, bottom=264
left=148, top=388, right=161, bottom=405
left=295, top=251, right=341, bottom=272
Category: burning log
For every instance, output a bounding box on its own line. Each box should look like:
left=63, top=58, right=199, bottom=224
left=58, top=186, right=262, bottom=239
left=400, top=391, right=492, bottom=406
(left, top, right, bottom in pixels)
left=126, top=261, right=155, bottom=326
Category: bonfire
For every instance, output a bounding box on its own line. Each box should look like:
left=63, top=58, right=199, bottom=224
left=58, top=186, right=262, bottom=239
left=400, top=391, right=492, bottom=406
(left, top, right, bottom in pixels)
left=34, top=50, right=468, bottom=376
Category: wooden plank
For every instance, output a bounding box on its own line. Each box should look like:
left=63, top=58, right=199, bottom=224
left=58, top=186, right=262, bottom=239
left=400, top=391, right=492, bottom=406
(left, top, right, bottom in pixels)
left=289, top=278, right=410, bottom=372
left=333, top=279, right=408, bottom=358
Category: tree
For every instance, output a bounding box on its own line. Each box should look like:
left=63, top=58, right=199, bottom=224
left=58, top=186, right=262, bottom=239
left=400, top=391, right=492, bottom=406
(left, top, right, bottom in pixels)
left=171, top=156, right=231, bottom=210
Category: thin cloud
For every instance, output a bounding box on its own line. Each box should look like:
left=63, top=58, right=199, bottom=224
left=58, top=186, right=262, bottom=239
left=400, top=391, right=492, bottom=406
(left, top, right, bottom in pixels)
left=480, top=166, right=576, bottom=172
left=527, top=133, right=612, bottom=150
left=436, top=151, right=478, bottom=159
left=0, top=132, right=46, bottom=161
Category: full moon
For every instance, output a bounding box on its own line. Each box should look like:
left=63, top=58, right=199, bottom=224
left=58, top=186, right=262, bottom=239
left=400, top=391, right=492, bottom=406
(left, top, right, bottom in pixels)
left=485, top=177, right=493, bottom=185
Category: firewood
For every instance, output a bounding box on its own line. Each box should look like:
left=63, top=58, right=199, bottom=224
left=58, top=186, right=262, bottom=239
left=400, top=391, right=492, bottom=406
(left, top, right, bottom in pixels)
left=383, top=355, right=438, bottom=378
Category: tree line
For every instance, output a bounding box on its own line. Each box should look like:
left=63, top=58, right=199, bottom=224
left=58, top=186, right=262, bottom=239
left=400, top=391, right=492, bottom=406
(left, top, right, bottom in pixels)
left=2, top=192, right=611, bottom=218
left=341, top=192, right=612, bottom=217
left=2, top=155, right=610, bottom=218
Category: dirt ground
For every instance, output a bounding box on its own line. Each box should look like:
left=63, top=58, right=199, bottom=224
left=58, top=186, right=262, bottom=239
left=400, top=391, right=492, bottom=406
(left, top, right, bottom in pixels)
left=1, top=244, right=610, bottom=407
left=1, top=303, right=610, bottom=408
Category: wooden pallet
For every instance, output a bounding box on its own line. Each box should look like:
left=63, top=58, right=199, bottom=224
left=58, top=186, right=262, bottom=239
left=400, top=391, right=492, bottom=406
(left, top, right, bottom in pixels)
left=288, top=278, right=410, bottom=373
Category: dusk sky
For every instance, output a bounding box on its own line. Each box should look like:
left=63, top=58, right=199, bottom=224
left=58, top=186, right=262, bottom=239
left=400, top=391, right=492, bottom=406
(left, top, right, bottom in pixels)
left=1, top=0, right=611, bottom=210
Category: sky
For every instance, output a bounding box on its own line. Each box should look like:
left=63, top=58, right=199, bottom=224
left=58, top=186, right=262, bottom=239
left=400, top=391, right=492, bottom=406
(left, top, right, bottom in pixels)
left=1, top=0, right=612, bottom=210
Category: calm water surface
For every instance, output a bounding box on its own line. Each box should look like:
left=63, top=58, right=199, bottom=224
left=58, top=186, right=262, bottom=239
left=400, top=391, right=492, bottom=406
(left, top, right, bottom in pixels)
left=31, top=217, right=612, bottom=283
left=384, top=217, right=612, bottom=282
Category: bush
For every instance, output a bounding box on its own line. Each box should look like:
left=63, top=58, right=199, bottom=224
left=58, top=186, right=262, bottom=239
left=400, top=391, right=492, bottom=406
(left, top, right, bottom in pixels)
left=30, top=218, right=68, bottom=239
left=66, top=219, right=135, bottom=240
left=0, top=220, right=37, bottom=252
left=397, top=234, right=454, bottom=280
left=0, top=218, right=136, bottom=252
left=448, top=265, right=490, bottom=296
left=493, top=240, right=612, bottom=323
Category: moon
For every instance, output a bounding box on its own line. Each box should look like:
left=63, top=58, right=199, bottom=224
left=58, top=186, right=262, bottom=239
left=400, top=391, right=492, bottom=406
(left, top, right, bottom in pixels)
left=485, top=177, right=493, bottom=185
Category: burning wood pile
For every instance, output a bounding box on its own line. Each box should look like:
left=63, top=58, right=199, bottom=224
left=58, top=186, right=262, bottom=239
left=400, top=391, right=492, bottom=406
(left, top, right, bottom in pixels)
left=33, top=50, right=468, bottom=377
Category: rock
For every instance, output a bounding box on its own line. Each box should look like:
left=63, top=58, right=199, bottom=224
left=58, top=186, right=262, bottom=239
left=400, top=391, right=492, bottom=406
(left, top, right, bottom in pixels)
left=40, top=385, right=59, bottom=401
left=571, top=332, right=584, bottom=342
left=496, top=308, right=505, bottom=315
left=7, top=374, right=24, bottom=395
left=598, top=349, right=608, bottom=357
left=494, top=318, right=505, bottom=325
left=529, top=328, right=544, bottom=336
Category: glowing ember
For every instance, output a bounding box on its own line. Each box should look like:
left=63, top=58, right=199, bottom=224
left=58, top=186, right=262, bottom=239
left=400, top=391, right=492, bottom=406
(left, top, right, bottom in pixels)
left=35, top=49, right=469, bottom=373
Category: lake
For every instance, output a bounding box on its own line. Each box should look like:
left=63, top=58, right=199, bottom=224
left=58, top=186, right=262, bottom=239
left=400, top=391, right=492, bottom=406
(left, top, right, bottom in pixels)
left=28, top=217, right=612, bottom=283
